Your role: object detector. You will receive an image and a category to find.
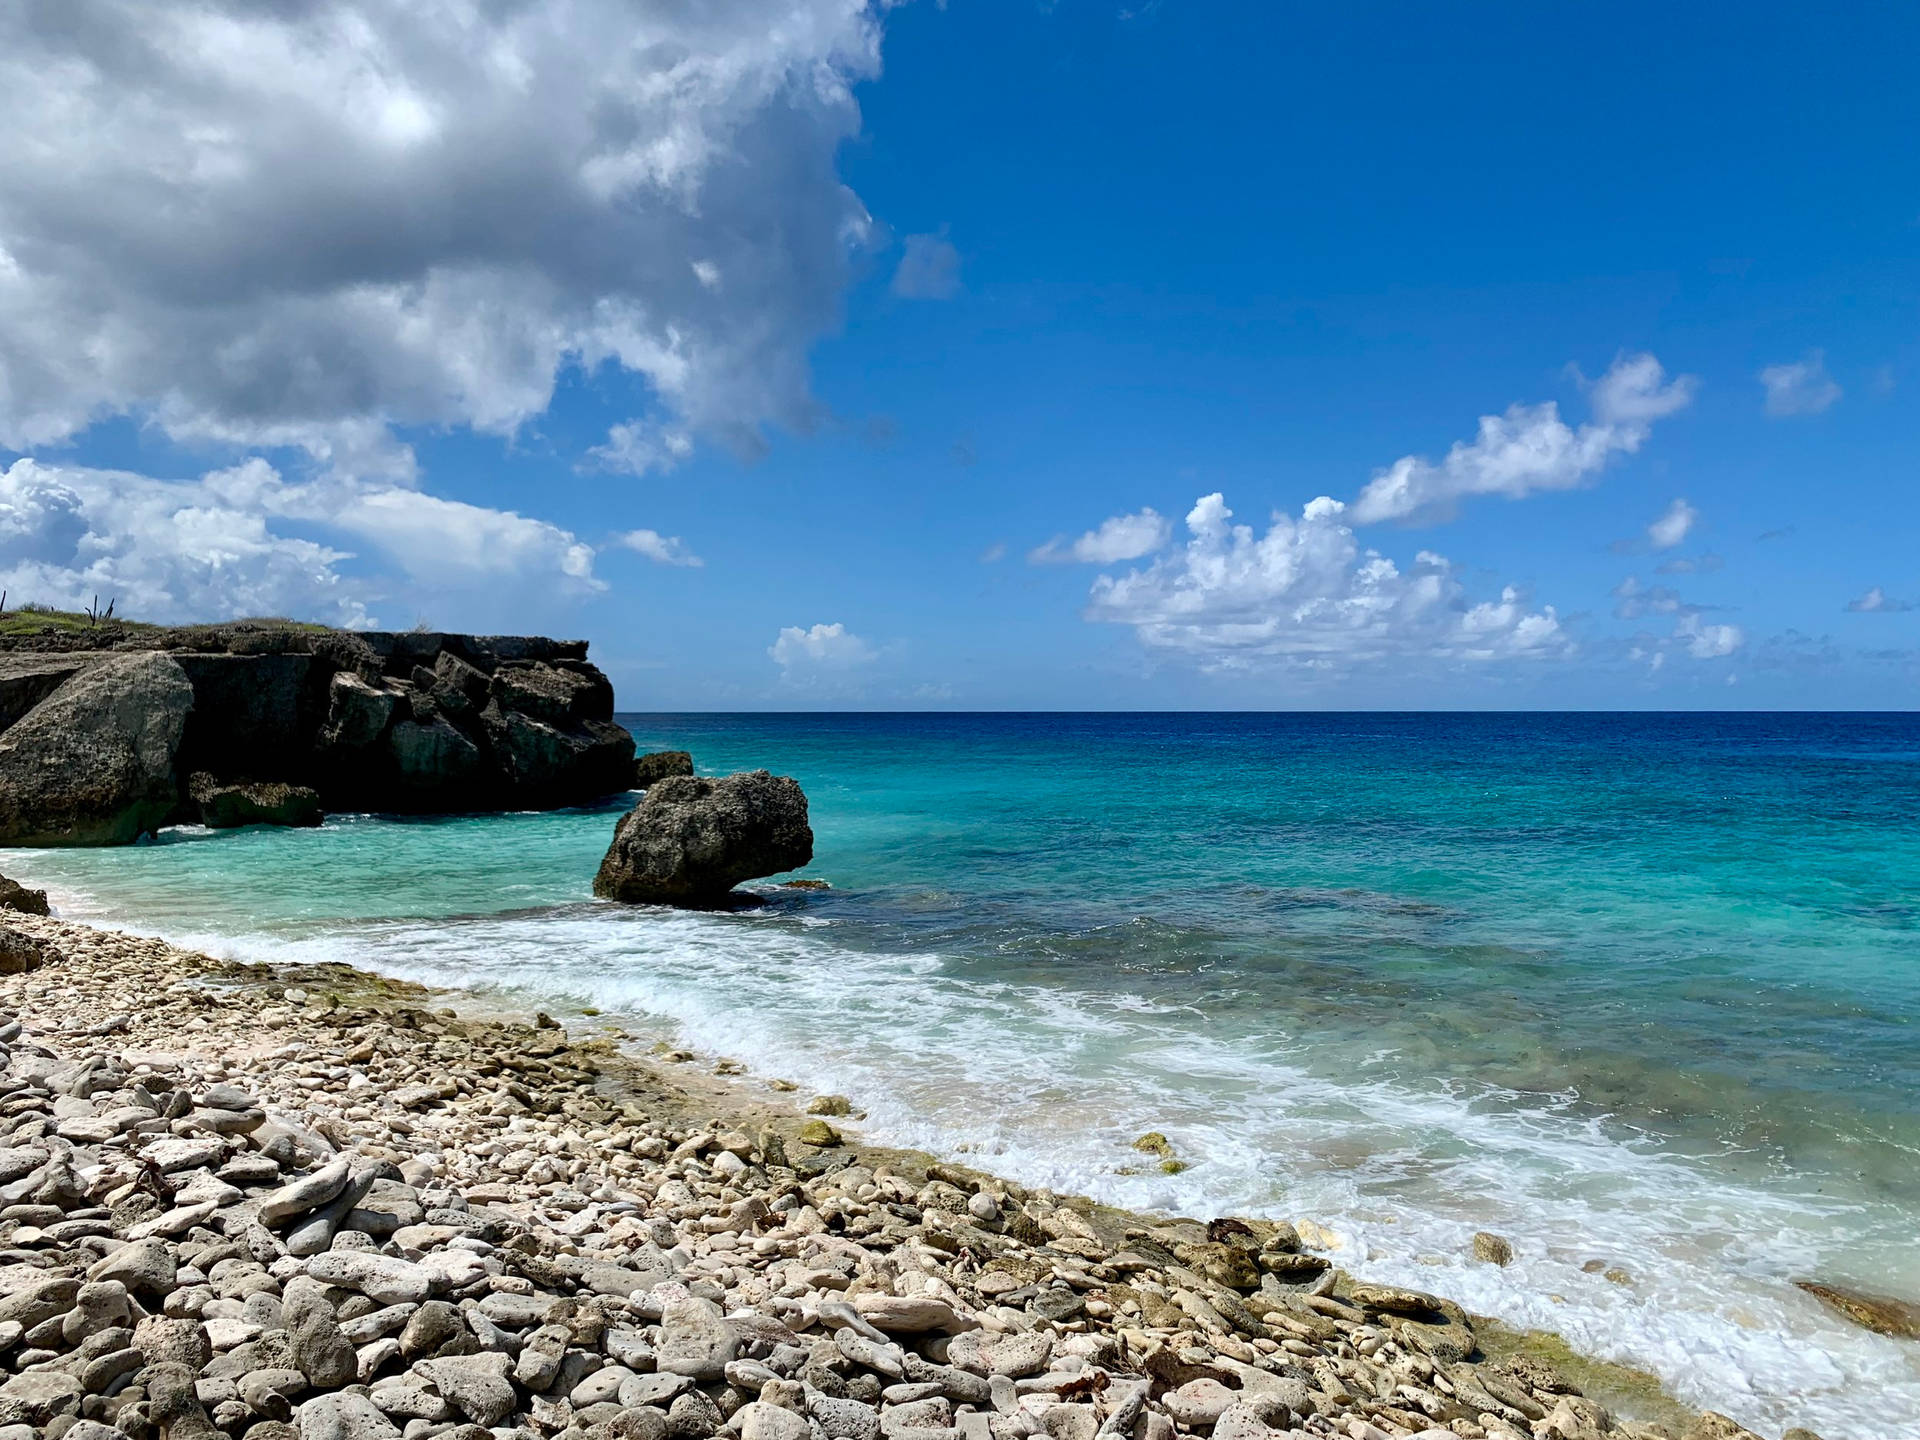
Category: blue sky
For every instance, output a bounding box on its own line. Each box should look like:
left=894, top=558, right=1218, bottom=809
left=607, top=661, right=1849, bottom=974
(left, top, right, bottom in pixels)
left=0, top=1, right=1915, bottom=708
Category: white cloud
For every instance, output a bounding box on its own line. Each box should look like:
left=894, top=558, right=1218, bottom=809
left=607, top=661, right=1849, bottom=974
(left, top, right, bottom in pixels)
left=615, top=529, right=703, bottom=568
left=1647, top=497, right=1697, bottom=550
left=1085, top=492, right=1568, bottom=669
left=1760, top=351, right=1842, bottom=417
left=1030, top=508, right=1172, bottom=565
left=589, top=423, right=695, bottom=479
left=1350, top=353, right=1695, bottom=525
left=0, top=456, right=603, bottom=627
left=1676, top=613, right=1744, bottom=659
left=769, top=622, right=876, bottom=672
left=0, top=0, right=886, bottom=472
left=1846, top=586, right=1914, bottom=614
left=1615, top=574, right=1745, bottom=662
left=892, top=233, right=961, bottom=300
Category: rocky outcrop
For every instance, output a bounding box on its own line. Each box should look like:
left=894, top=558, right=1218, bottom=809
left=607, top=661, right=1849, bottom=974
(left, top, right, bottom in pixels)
left=186, top=773, right=323, bottom=829
left=634, top=749, right=694, bottom=787
left=0, top=653, right=194, bottom=845
left=594, top=770, right=813, bottom=906
left=1796, top=1280, right=1920, bottom=1338
left=0, top=624, right=637, bottom=844
left=0, top=873, right=49, bottom=915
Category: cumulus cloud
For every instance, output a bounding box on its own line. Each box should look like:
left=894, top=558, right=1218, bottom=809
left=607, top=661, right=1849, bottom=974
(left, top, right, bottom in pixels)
left=1846, top=586, right=1914, bottom=614
left=1760, top=351, right=1842, bottom=417
left=1647, top=498, right=1697, bottom=550
left=0, top=456, right=602, bottom=627
left=1084, top=493, right=1568, bottom=668
left=0, top=0, right=886, bottom=472
left=769, top=622, right=876, bottom=672
left=1675, top=613, right=1744, bottom=659
left=1350, top=354, right=1695, bottom=526
left=614, top=530, right=703, bottom=568
left=892, top=232, right=962, bottom=300
left=1614, top=575, right=1744, bottom=662
left=1030, top=508, right=1172, bottom=565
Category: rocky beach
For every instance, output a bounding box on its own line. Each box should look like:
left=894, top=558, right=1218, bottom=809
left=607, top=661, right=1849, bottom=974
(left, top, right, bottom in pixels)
left=0, top=910, right=1812, bottom=1440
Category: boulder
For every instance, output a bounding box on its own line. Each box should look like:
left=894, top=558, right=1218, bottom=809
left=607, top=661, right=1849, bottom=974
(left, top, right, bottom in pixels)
left=1796, top=1280, right=1920, bottom=1338
left=188, top=773, right=323, bottom=829
left=594, top=771, right=813, bottom=906
left=0, top=652, right=193, bottom=844
left=634, top=750, right=694, bottom=788
left=491, top=660, right=613, bottom=724
left=0, top=926, right=50, bottom=974
left=317, top=672, right=397, bottom=751
left=0, top=873, right=48, bottom=915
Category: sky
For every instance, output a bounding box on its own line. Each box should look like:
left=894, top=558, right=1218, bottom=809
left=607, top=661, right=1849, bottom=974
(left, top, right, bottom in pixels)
left=0, top=1, right=1916, bottom=710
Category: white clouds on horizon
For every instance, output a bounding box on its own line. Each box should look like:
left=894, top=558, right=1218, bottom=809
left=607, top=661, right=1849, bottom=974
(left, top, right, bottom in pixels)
left=1349, top=353, right=1696, bottom=526
left=1846, top=586, right=1914, bottom=614
left=0, top=0, right=887, bottom=477
left=1613, top=575, right=1745, bottom=662
left=0, top=456, right=602, bottom=627
left=1760, top=350, right=1842, bottom=417
left=1030, top=508, right=1171, bottom=565
left=769, top=621, right=877, bottom=673
left=1084, top=492, right=1569, bottom=670
left=1648, top=497, right=1697, bottom=550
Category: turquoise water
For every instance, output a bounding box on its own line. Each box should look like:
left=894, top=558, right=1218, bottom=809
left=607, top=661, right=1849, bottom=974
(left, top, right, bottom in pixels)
left=7, top=713, right=1920, bottom=1438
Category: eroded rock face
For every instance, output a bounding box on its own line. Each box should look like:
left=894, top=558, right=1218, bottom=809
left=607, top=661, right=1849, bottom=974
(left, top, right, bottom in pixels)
left=0, top=652, right=194, bottom=845
left=0, top=626, right=637, bottom=841
left=188, top=773, right=324, bottom=829
left=594, top=771, right=813, bottom=906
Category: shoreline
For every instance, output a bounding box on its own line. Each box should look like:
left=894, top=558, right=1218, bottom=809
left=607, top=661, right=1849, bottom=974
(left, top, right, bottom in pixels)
left=0, top=910, right=1782, bottom=1440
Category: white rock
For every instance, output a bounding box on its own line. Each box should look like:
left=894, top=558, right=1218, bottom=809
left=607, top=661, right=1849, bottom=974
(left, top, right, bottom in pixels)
left=306, top=1251, right=433, bottom=1306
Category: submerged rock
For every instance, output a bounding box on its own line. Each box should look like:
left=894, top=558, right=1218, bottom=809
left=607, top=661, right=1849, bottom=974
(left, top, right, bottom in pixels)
left=1795, top=1280, right=1920, bottom=1338
left=0, top=652, right=193, bottom=845
left=188, top=772, right=324, bottom=829
left=594, top=770, right=813, bottom=906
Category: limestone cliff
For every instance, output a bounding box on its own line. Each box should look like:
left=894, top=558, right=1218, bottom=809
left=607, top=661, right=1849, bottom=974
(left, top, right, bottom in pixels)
left=0, top=623, right=635, bottom=844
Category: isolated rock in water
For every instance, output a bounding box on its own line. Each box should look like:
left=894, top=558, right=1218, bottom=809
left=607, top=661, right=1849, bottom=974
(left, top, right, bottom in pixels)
left=0, top=924, right=52, bottom=974
left=1472, top=1230, right=1514, bottom=1266
left=594, top=770, right=813, bottom=905
left=634, top=749, right=694, bottom=788
left=0, top=652, right=193, bottom=845
left=1796, top=1280, right=1920, bottom=1338
left=0, top=872, right=48, bottom=915
left=188, top=772, right=323, bottom=829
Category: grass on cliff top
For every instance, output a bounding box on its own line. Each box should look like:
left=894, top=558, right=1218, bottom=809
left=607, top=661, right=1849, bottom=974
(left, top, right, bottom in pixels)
left=0, top=606, right=338, bottom=638
left=0, top=606, right=159, bottom=637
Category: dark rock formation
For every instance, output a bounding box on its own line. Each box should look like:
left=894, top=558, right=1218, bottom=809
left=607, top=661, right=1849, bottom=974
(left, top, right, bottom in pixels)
left=633, top=750, right=694, bottom=788
left=0, top=653, right=195, bottom=845
left=594, top=771, right=813, bottom=906
left=187, top=773, right=323, bottom=830
left=0, top=925, right=52, bottom=973
left=0, top=624, right=636, bottom=844
left=0, top=874, right=49, bottom=915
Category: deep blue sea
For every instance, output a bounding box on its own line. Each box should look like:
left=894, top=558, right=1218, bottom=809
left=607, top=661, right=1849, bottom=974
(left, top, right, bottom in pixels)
left=7, top=713, right=1920, bottom=1438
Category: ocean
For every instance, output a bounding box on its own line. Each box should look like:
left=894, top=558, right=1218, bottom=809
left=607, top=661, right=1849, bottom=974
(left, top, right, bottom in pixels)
left=6, top=712, right=1919, bottom=1438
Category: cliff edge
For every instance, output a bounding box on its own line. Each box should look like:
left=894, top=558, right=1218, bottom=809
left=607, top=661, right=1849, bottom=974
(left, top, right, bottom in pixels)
left=0, top=621, right=635, bottom=844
